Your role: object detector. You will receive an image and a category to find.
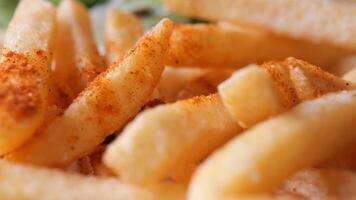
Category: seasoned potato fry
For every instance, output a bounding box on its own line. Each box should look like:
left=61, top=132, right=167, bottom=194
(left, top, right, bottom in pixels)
left=167, top=23, right=353, bottom=68
left=219, top=58, right=355, bottom=128
left=0, top=161, right=186, bottom=200
left=7, top=19, right=173, bottom=167
left=189, top=90, right=356, bottom=200
left=164, top=0, right=356, bottom=50
left=105, top=9, right=143, bottom=65
left=54, top=0, right=105, bottom=101
left=0, top=0, right=55, bottom=155
left=104, top=94, right=242, bottom=184
left=280, top=169, right=356, bottom=199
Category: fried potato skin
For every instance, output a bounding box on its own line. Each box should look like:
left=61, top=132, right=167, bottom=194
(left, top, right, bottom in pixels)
left=166, top=23, right=353, bottom=68
left=189, top=90, right=356, bottom=200
left=104, top=94, right=242, bottom=184
left=0, top=0, right=55, bottom=155
left=7, top=19, right=174, bottom=167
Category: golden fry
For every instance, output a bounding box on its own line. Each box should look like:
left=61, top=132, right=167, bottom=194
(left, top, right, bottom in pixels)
left=105, top=9, right=143, bottom=65
left=189, top=90, right=356, bottom=199
left=7, top=19, right=173, bottom=167
left=0, top=0, right=55, bottom=155
left=104, top=94, right=242, bottom=184
left=219, top=58, right=355, bottom=128
left=54, top=0, right=105, bottom=101
left=164, top=0, right=356, bottom=50
left=166, top=23, right=353, bottom=68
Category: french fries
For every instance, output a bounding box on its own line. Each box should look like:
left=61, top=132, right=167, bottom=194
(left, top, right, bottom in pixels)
left=188, top=90, right=356, bottom=200
left=105, top=9, right=143, bottom=65
left=0, top=0, right=55, bottom=155
left=7, top=19, right=174, bottom=167
left=219, top=58, right=355, bottom=128
left=53, top=0, right=105, bottom=101
left=163, top=0, right=356, bottom=50
left=167, top=23, right=353, bottom=68
left=0, top=160, right=186, bottom=200
left=104, top=94, right=242, bottom=184
left=2, top=0, right=356, bottom=199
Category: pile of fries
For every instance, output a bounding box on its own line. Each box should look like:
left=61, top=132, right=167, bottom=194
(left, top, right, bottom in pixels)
left=1, top=0, right=356, bottom=199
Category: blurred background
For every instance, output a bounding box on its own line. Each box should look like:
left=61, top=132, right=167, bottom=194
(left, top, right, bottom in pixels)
left=0, top=0, right=202, bottom=43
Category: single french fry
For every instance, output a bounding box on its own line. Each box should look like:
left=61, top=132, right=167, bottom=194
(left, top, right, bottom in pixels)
left=7, top=19, right=173, bottom=167
left=0, top=0, right=55, bottom=155
left=163, top=0, right=356, bottom=50
left=166, top=23, right=353, bottom=68
left=0, top=161, right=186, bottom=200
left=105, top=9, right=143, bottom=65
left=280, top=169, right=356, bottom=199
left=218, top=65, right=285, bottom=128
left=188, top=90, right=356, bottom=200
left=219, top=58, right=355, bottom=128
left=104, top=94, right=242, bottom=184
left=53, top=0, right=105, bottom=101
